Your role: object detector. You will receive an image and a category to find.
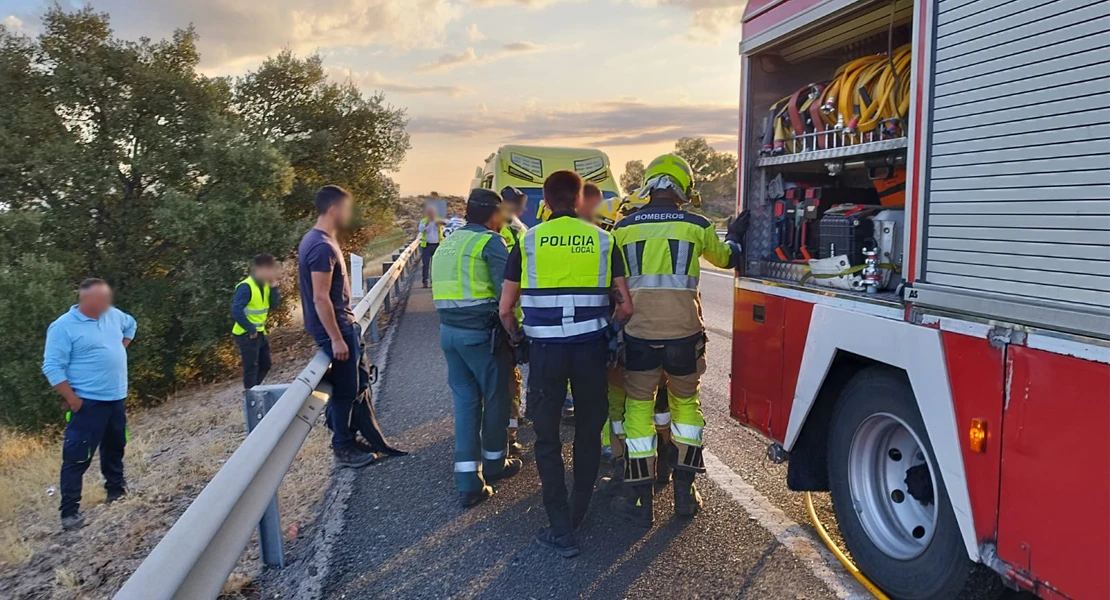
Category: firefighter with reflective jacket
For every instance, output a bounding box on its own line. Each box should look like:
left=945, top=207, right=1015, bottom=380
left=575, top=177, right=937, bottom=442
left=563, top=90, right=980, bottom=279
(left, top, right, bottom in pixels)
left=610, top=154, right=750, bottom=526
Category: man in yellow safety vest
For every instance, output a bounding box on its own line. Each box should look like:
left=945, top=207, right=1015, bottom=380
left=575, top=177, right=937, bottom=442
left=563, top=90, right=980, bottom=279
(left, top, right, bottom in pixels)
left=419, top=205, right=447, bottom=288
left=500, top=186, right=529, bottom=455
left=231, top=254, right=281, bottom=390
left=433, top=189, right=522, bottom=507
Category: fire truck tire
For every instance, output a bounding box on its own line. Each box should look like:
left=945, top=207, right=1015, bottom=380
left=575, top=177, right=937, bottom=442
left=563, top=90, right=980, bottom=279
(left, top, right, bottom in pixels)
left=827, top=366, right=980, bottom=600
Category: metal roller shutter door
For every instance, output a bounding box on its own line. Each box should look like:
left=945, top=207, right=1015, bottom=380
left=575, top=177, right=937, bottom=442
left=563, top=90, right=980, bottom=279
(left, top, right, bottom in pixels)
left=918, top=0, right=1110, bottom=337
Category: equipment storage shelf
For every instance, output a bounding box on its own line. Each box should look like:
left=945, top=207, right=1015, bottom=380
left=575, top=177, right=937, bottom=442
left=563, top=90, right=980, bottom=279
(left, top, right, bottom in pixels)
left=756, top=137, right=908, bottom=168
left=740, top=0, right=914, bottom=303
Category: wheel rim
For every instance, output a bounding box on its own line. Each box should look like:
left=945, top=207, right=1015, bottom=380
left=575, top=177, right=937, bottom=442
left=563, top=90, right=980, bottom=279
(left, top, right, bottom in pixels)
left=848, top=412, right=938, bottom=560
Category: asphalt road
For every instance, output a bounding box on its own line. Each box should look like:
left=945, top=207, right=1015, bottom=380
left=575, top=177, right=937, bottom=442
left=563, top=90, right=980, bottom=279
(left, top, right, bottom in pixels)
left=313, top=269, right=870, bottom=600
left=312, top=267, right=1017, bottom=600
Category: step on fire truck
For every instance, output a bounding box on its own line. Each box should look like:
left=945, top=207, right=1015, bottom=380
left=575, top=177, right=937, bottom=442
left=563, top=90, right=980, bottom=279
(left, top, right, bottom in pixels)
left=729, top=0, right=1109, bottom=599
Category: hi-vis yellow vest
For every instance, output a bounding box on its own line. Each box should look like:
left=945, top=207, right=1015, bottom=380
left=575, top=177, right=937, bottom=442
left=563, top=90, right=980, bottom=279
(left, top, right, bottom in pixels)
left=232, top=277, right=271, bottom=335
left=431, top=228, right=498, bottom=309
left=520, top=216, right=613, bottom=340
left=420, top=217, right=446, bottom=247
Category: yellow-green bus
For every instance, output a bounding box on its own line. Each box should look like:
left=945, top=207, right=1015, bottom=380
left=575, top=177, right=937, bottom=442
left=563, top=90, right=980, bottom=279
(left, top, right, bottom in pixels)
left=471, top=144, right=621, bottom=227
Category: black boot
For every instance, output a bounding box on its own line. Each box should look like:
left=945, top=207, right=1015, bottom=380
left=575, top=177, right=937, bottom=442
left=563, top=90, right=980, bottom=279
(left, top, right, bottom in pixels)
left=673, top=469, right=703, bottom=517
left=610, top=483, right=653, bottom=528
left=598, top=456, right=626, bottom=497
left=655, top=446, right=673, bottom=488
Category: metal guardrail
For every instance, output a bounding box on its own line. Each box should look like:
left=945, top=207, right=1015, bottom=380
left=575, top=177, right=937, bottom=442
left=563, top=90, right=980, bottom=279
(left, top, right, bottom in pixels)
left=115, top=238, right=421, bottom=600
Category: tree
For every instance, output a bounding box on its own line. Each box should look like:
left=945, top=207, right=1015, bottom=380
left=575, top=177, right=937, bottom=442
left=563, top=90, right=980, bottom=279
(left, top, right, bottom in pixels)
left=0, top=9, right=303, bottom=429
left=620, top=159, right=645, bottom=194
left=235, top=51, right=411, bottom=251
left=674, top=137, right=737, bottom=207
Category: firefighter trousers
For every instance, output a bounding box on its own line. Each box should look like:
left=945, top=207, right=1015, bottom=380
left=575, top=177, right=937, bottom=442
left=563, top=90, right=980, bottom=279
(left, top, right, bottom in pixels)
left=605, top=368, right=669, bottom=463
left=621, top=333, right=707, bottom=484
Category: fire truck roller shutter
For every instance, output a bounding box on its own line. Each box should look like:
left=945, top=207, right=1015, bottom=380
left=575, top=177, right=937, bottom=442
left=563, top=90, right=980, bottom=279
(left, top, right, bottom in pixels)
left=917, top=0, right=1110, bottom=337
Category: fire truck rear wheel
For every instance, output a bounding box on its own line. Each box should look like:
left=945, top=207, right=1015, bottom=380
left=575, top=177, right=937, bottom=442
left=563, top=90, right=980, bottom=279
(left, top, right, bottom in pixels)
left=827, top=366, right=977, bottom=600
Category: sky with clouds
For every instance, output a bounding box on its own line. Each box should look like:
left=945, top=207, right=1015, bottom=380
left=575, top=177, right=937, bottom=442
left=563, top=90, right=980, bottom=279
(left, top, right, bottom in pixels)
left=1, top=0, right=747, bottom=195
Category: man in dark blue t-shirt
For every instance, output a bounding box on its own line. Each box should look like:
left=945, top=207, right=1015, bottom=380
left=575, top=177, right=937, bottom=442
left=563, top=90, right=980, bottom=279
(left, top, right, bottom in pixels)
left=298, top=185, right=407, bottom=468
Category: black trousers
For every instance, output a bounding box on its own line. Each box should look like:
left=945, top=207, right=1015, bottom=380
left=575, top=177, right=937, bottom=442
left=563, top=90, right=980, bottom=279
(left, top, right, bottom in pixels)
left=60, top=400, right=127, bottom=517
left=234, top=333, right=272, bottom=390
left=528, top=336, right=608, bottom=536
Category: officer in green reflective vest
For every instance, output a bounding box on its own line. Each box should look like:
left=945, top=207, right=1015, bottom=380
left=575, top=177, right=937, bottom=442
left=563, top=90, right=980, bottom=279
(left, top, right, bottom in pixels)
left=432, top=189, right=523, bottom=508
left=500, top=170, right=634, bottom=558
left=231, top=254, right=280, bottom=390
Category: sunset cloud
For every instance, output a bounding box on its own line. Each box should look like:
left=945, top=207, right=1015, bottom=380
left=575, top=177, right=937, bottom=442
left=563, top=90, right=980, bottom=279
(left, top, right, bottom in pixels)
left=410, top=100, right=736, bottom=146
left=329, top=67, right=472, bottom=96
left=415, top=41, right=546, bottom=72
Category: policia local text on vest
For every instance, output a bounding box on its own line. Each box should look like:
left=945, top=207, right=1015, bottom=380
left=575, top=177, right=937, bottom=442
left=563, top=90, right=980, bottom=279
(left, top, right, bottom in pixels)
left=499, top=170, right=633, bottom=558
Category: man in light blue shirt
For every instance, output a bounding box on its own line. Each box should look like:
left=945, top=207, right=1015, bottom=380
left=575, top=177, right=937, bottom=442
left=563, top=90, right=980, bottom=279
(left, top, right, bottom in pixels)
left=42, top=278, right=136, bottom=531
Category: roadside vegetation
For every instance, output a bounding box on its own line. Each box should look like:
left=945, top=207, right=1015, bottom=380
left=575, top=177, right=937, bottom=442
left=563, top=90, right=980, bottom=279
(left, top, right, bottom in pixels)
left=0, top=7, right=410, bottom=432
left=621, top=137, right=738, bottom=225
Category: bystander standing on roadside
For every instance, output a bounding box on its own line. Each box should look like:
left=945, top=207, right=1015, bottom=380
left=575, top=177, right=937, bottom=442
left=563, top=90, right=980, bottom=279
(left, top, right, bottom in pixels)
left=42, top=279, right=136, bottom=531
left=298, top=185, right=408, bottom=469
left=231, top=254, right=281, bottom=390
left=419, top=205, right=446, bottom=288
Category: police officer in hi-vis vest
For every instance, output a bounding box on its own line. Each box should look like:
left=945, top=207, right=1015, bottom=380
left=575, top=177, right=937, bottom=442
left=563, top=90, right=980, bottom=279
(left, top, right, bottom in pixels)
left=500, top=170, right=633, bottom=558
left=433, top=189, right=523, bottom=508
left=231, top=254, right=281, bottom=390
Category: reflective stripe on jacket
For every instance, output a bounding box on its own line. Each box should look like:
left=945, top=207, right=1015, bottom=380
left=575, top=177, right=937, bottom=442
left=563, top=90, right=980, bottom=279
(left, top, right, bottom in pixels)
left=520, top=216, right=613, bottom=340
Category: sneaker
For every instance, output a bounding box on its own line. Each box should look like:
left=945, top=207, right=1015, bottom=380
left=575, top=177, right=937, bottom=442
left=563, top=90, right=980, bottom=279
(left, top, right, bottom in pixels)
left=61, top=513, right=86, bottom=531
left=459, top=485, right=494, bottom=508
left=488, top=458, right=523, bottom=481
left=105, top=488, right=127, bottom=504
left=333, top=445, right=376, bottom=469
left=422, top=281, right=429, bottom=288
left=535, top=527, right=580, bottom=558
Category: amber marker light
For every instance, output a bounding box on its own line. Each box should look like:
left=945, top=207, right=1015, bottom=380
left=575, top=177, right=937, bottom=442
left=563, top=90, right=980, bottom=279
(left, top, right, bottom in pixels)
left=969, top=418, right=987, bottom=453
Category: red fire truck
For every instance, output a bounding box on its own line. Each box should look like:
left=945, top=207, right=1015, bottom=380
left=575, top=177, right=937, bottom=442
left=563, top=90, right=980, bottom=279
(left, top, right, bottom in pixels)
left=729, top=1, right=1109, bottom=599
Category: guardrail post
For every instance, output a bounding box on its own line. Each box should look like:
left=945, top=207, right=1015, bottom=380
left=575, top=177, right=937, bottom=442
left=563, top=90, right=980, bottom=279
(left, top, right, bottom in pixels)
left=243, top=385, right=289, bottom=567
left=392, top=253, right=400, bottom=261
left=365, top=276, right=382, bottom=342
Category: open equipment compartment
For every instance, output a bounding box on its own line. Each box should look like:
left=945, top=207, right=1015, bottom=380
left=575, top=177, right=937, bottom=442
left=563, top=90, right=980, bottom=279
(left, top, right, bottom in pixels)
left=740, top=0, right=914, bottom=308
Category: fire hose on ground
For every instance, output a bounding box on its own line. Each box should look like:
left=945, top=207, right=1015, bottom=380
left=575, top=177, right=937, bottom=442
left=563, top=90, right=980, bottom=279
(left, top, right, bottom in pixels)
left=804, top=491, right=891, bottom=600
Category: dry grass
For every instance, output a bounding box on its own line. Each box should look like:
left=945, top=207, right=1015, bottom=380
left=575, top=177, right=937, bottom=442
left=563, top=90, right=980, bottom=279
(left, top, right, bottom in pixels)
left=0, top=327, right=335, bottom=600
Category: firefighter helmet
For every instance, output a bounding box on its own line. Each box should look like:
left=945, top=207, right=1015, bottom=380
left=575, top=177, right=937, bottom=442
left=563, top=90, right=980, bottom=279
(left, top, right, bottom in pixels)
left=639, top=153, right=694, bottom=204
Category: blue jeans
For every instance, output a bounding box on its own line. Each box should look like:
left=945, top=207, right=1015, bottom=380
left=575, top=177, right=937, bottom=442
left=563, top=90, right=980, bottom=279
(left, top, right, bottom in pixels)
left=440, top=324, right=512, bottom=492
left=315, top=324, right=392, bottom=451
left=60, top=400, right=127, bottom=517
left=421, top=243, right=438, bottom=284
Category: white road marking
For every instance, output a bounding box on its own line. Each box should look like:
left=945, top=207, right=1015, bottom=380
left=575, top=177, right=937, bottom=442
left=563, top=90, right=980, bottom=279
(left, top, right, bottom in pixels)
left=702, top=450, right=871, bottom=600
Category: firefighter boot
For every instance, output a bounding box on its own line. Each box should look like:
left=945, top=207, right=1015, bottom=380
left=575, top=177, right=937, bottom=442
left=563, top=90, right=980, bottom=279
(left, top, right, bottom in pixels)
left=598, top=457, right=626, bottom=497
left=673, top=469, right=703, bottom=517
left=610, top=484, right=654, bottom=528
left=655, top=439, right=674, bottom=488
